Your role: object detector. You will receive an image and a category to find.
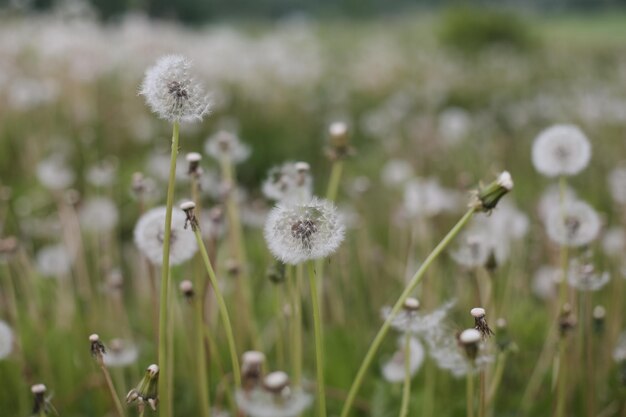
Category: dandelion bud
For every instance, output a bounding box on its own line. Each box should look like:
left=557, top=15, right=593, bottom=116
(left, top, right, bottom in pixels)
left=593, top=305, right=606, bottom=334
left=89, top=333, right=106, bottom=361
left=180, top=201, right=199, bottom=231
left=403, top=297, right=420, bottom=312
left=179, top=279, right=194, bottom=300
left=471, top=307, right=494, bottom=339
left=31, top=383, right=50, bottom=415
left=242, top=351, right=266, bottom=390
left=459, top=328, right=482, bottom=361
left=266, top=261, right=286, bottom=284
left=264, top=371, right=290, bottom=395
left=127, top=364, right=159, bottom=411
left=131, top=172, right=145, bottom=196
left=473, top=171, right=513, bottom=212
left=326, top=121, right=354, bottom=161
left=558, top=304, right=577, bottom=337
left=186, top=152, right=203, bottom=177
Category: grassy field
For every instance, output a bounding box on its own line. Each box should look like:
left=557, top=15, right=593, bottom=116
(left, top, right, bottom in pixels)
left=0, top=9, right=626, bottom=417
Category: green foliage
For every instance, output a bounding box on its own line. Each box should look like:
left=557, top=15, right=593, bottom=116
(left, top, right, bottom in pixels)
left=439, top=6, right=535, bottom=52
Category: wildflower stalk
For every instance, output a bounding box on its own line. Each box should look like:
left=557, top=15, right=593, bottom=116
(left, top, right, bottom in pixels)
left=192, top=225, right=241, bottom=388
left=340, top=207, right=476, bottom=417
left=308, top=262, right=327, bottom=417
left=467, top=371, right=475, bottom=417
left=293, top=264, right=304, bottom=386
left=193, top=273, right=211, bottom=417
left=100, top=361, right=126, bottom=417
left=158, top=120, right=180, bottom=417
left=479, top=370, right=486, bottom=417
left=487, top=351, right=508, bottom=407
left=326, top=161, right=344, bottom=202
left=399, top=332, right=412, bottom=417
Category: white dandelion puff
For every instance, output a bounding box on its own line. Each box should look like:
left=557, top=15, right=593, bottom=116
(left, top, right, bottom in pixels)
left=139, top=55, right=210, bottom=123
left=262, top=161, right=313, bottom=204
left=531, top=124, right=591, bottom=177
left=537, top=183, right=577, bottom=221
left=0, top=320, right=14, bottom=360
left=382, top=299, right=456, bottom=335
left=450, top=233, right=491, bottom=268
left=86, top=160, right=117, bottom=187
left=602, top=227, right=625, bottom=257
left=134, top=206, right=198, bottom=266
left=264, top=197, right=345, bottom=265
left=205, top=130, right=251, bottom=164
left=567, top=259, right=610, bottom=292
left=36, top=154, right=75, bottom=190
left=614, top=331, right=626, bottom=362
left=79, top=197, right=119, bottom=233
left=103, top=339, right=139, bottom=368
left=545, top=200, right=601, bottom=247
left=403, top=177, right=462, bottom=218
left=381, top=159, right=414, bottom=187
left=608, top=165, right=626, bottom=205
left=381, top=336, right=425, bottom=383
left=532, top=266, right=561, bottom=300
left=36, top=244, right=73, bottom=278
left=426, top=327, right=494, bottom=378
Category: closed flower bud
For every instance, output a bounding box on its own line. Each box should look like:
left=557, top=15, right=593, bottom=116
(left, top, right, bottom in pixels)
left=127, top=364, right=159, bottom=411
left=472, top=171, right=513, bottom=212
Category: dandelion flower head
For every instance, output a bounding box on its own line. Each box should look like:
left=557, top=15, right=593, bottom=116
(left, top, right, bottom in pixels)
left=134, top=206, right=198, bottom=266
left=567, top=258, right=610, bottom=292
left=205, top=130, right=251, bottom=164
left=264, top=197, right=345, bottom=265
left=532, top=124, right=591, bottom=177
left=262, top=161, right=313, bottom=204
left=140, top=55, right=210, bottom=123
left=545, top=200, right=601, bottom=247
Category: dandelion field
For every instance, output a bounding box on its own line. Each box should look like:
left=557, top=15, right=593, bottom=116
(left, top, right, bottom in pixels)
left=1, top=7, right=626, bottom=417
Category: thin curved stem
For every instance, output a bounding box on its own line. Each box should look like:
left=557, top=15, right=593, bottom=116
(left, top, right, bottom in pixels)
left=340, top=208, right=476, bottom=417
left=399, top=332, right=411, bottom=417
left=158, top=120, right=180, bottom=417
left=193, top=227, right=241, bottom=388
left=467, top=371, right=475, bottom=417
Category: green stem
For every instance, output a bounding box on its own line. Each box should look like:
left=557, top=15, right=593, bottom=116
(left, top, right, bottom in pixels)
left=555, top=339, right=567, bottom=417
left=399, top=332, right=411, bottom=417
left=193, top=227, right=241, bottom=388
left=467, top=371, right=475, bottom=417
left=487, top=352, right=507, bottom=407
left=308, top=262, right=327, bottom=417
left=326, top=161, right=344, bottom=202
left=479, top=370, right=486, bottom=417
left=294, top=264, right=304, bottom=386
left=194, top=274, right=211, bottom=417
left=340, top=208, right=476, bottom=417
left=99, top=360, right=127, bottom=417
left=158, top=120, right=180, bottom=417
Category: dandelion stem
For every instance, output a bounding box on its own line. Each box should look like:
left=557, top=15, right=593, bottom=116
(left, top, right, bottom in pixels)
left=193, top=270, right=211, bottom=417
left=294, top=264, right=304, bottom=386
left=193, top=227, right=241, bottom=389
left=487, top=351, right=508, bottom=407
left=98, top=359, right=126, bottom=417
left=308, top=262, right=327, bottom=417
left=326, top=161, right=344, bottom=202
left=467, top=370, right=475, bottom=417
left=399, top=332, right=412, bottom=417
left=340, top=208, right=476, bottom=417
left=158, top=120, right=180, bottom=417
left=479, top=369, right=486, bottom=417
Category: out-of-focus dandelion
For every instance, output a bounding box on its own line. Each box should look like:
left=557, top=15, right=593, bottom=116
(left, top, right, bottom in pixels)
left=451, top=233, right=491, bottom=269
left=86, top=159, right=118, bottom=187
left=537, top=183, right=577, bottom=221
left=403, top=177, right=462, bottom=218
left=382, top=299, right=456, bottom=335
left=36, top=154, right=75, bottom=190
left=567, top=258, right=610, bottom=291
left=31, top=383, right=56, bottom=416
left=602, top=227, right=624, bottom=257
left=607, top=164, right=626, bottom=205
left=205, top=130, right=250, bottom=164
left=437, top=107, right=471, bottom=146
left=36, top=244, right=72, bottom=277
left=133, top=206, right=198, bottom=266
left=103, top=339, right=139, bottom=368
left=470, top=307, right=494, bottom=339
left=532, top=124, right=591, bottom=177
left=381, top=159, right=414, bottom=187
left=532, top=266, right=561, bottom=300
left=241, top=351, right=266, bottom=390
left=264, top=197, right=345, bottom=265
left=236, top=371, right=313, bottom=417
left=89, top=334, right=126, bottom=417
left=139, top=55, right=210, bottom=123
left=79, top=197, right=119, bottom=233
left=262, top=161, right=313, bottom=204
left=381, top=336, right=425, bottom=383
left=0, top=320, right=14, bottom=360
left=545, top=200, right=601, bottom=247
left=179, top=279, right=194, bottom=300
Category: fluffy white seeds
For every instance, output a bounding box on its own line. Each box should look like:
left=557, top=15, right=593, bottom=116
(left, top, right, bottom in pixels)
left=531, top=124, right=591, bottom=177
left=36, top=244, right=73, bottom=278
left=205, top=130, right=250, bottom=164
left=79, top=197, right=119, bottom=233
left=470, top=307, right=485, bottom=318
left=403, top=177, right=461, bottom=218
left=134, top=206, right=198, bottom=266
left=459, top=328, right=481, bottom=344
left=262, top=161, right=313, bottom=204
left=545, top=200, right=601, bottom=247
left=567, top=259, right=610, bottom=292
left=139, top=55, right=210, bottom=123
left=103, top=339, right=139, bottom=368
left=381, top=336, right=425, bottom=383
left=264, top=198, right=345, bottom=265
left=608, top=165, right=626, bottom=204
left=0, top=320, right=14, bottom=359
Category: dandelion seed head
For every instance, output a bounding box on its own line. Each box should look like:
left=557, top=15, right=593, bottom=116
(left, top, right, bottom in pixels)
left=459, top=328, right=481, bottom=344
left=545, top=200, right=601, bottom=247
left=450, top=233, right=491, bottom=268
left=403, top=177, right=461, bottom=218
left=79, top=197, right=119, bottom=233
left=262, top=161, right=313, bottom=204
left=380, top=159, right=414, bottom=187
left=538, top=183, right=577, bottom=221
left=532, top=266, right=561, bottom=300
left=36, top=244, right=72, bottom=277
left=470, top=308, right=485, bottom=318
left=205, top=130, right=250, bottom=164
left=608, top=165, right=626, bottom=205
left=602, top=227, right=625, bottom=257
left=139, top=55, right=210, bottom=122
left=264, top=197, right=345, bottom=265
left=134, top=206, right=198, bottom=266
left=381, top=336, right=425, bottom=383
left=532, top=124, right=591, bottom=177
left=0, top=320, right=14, bottom=359
left=103, top=339, right=139, bottom=368
left=36, top=154, right=75, bottom=190
left=567, top=259, right=610, bottom=292
left=382, top=299, right=455, bottom=335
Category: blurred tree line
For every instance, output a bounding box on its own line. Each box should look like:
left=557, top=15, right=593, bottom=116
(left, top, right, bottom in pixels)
left=2, top=0, right=626, bottom=23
